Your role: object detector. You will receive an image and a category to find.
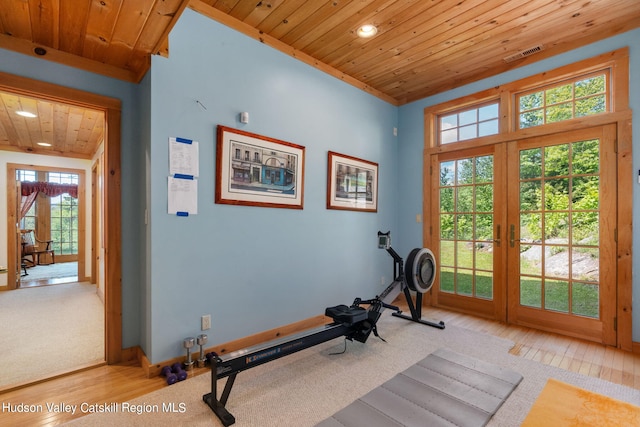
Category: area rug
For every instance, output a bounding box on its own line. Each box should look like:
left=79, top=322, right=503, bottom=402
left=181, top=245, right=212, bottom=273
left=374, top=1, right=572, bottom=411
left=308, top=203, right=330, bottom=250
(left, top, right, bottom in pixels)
left=521, top=378, right=640, bottom=426
left=61, top=311, right=639, bottom=427
left=316, top=348, right=523, bottom=427
left=22, top=261, right=77, bottom=281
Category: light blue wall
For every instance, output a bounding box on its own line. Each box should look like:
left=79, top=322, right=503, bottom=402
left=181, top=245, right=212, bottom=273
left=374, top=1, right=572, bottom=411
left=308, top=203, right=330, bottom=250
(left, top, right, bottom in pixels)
left=146, top=9, right=398, bottom=363
left=0, top=48, right=144, bottom=349
left=397, top=29, right=640, bottom=341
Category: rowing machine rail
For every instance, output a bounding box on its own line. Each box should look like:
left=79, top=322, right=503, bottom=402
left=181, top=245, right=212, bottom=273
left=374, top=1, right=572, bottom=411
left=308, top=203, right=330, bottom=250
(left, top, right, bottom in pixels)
left=203, top=302, right=382, bottom=426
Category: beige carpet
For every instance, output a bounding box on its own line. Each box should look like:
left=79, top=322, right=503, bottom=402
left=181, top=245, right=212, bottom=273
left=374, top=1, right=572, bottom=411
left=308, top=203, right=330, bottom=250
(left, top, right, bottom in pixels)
left=64, top=311, right=640, bottom=427
left=0, top=282, right=104, bottom=388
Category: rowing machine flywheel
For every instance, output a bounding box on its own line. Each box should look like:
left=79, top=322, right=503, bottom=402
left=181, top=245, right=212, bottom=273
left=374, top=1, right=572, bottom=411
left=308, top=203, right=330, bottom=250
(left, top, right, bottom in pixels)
left=405, top=248, right=436, bottom=293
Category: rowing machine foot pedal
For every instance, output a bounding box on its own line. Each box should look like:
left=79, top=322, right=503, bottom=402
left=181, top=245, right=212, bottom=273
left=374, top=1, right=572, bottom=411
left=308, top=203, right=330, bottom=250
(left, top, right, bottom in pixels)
left=325, top=305, right=367, bottom=325
left=203, top=393, right=236, bottom=426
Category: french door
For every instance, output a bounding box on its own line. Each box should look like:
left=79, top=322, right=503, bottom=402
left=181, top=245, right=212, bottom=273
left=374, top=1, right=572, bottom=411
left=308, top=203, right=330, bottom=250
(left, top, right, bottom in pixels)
left=429, top=144, right=507, bottom=320
left=506, top=126, right=616, bottom=344
left=430, top=125, right=617, bottom=344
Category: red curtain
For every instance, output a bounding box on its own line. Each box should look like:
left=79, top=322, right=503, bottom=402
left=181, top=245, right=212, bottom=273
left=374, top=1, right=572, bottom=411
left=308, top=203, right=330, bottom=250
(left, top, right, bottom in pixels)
left=20, top=191, right=38, bottom=220
left=19, top=181, right=78, bottom=220
left=20, top=181, right=78, bottom=198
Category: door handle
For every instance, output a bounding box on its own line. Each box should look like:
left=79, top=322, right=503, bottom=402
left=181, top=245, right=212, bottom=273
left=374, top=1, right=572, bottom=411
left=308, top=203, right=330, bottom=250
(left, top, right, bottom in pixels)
left=493, top=224, right=501, bottom=246
left=509, top=224, right=520, bottom=248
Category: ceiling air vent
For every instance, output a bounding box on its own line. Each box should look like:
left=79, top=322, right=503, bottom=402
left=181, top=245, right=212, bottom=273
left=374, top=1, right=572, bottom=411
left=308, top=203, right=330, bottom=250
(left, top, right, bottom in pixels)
left=503, top=44, right=544, bottom=63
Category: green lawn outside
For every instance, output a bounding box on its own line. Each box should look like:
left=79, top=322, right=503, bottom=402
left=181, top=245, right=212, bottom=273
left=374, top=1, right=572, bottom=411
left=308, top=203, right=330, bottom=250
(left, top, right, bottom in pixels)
left=439, top=239, right=599, bottom=318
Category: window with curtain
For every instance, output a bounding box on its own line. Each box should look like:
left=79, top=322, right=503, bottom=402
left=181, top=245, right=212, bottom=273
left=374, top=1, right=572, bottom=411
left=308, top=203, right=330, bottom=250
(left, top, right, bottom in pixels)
left=17, top=170, right=37, bottom=230
left=17, top=170, right=79, bottom=256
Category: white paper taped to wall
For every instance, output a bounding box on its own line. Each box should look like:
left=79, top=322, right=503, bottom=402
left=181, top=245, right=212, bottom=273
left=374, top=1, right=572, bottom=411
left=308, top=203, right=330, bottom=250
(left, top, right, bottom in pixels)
left=168, top=176, right=197, bottom=215
left=169, top=137, right=199, bottom=177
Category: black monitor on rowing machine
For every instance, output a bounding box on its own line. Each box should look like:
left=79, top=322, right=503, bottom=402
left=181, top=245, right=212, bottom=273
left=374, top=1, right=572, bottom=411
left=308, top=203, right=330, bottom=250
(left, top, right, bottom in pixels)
left=378, top=231, right=391, bottom=249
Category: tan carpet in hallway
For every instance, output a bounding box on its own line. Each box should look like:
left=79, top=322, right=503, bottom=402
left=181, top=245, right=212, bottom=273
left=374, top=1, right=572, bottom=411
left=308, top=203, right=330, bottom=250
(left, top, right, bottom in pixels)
left=0, top=282, right=104, bottom=388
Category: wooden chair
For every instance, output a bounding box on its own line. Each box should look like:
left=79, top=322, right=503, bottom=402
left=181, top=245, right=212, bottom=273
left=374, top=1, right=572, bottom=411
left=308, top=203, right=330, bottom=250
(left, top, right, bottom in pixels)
left=20, top=229, right=55, bottom=266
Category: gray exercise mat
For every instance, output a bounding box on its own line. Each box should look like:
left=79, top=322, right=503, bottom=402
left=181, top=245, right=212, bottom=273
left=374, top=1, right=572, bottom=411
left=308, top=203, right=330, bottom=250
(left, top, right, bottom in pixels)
left=316, top=348, right=523, bottom=427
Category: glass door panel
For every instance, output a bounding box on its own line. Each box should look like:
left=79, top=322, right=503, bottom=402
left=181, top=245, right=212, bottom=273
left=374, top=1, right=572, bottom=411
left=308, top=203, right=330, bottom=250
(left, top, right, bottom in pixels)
left=439, top=155, right=494, bottom=298
left=431, top=145, right=504, bottom=319
left=507, top=126, right=616, bottom=345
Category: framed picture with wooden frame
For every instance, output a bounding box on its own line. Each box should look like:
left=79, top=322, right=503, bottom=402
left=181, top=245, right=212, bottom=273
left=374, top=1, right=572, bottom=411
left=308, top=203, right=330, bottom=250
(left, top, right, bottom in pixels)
left=327, top=151, right=378, bottom=212
left=215, top=125, right=305, bottom=209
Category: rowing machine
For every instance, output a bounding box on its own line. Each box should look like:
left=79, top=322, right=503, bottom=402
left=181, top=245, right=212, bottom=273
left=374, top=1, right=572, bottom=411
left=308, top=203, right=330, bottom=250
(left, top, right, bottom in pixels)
left=377, top=231, right=445, bottom=329
left=203, top=298, right=391, bottom=426
left=203, top=231, right=443, bottom=425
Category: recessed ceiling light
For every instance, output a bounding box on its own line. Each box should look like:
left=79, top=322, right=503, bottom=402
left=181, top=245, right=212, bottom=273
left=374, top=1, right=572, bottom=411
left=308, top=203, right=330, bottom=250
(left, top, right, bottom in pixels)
left=37, top=142, right=52, bottom=147
left=357, top=24, right=378, bottom=38
left=17, top=111, right=37, bottom=118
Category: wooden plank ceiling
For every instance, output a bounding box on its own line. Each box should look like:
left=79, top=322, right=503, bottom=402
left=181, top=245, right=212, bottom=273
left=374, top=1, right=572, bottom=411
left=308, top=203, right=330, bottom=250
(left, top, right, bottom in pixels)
left=0, top=91, right=104, bottom=159
left=0, top=0, right=639, bottom=157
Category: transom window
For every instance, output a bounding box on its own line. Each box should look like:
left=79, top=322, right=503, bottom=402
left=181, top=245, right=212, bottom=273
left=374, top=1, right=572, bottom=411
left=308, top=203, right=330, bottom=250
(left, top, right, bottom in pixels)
left=439, top=102, right=499, bottom=144
left=17, top=170, right=36, bottom=182
left=517, top=71, right=609, bottom=129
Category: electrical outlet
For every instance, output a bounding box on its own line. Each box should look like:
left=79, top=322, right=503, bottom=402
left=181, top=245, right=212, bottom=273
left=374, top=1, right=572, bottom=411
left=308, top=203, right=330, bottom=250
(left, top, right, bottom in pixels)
left=201, top=314, right=211, bottom=331
left=381, top=276, right=386, bottom=285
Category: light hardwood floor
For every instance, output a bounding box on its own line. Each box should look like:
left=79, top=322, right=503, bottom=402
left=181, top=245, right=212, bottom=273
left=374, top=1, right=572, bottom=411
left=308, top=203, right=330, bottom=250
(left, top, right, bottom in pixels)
left=1, top=307, right=639, bottom=426
left=18, top=276, right=78, bottom=288
left=16, top=267, right=78, bottom=289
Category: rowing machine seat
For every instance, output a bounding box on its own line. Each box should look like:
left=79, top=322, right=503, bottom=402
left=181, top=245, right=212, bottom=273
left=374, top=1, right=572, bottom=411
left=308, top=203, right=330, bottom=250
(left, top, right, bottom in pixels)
left=325, top=305, right=367, bottom=325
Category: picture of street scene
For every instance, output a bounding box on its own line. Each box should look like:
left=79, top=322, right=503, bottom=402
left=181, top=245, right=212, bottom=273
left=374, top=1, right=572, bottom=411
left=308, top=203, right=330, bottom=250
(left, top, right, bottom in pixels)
left=334, top=163, right=374, bottom=202
left=229, top=139, right=298, bottom=196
